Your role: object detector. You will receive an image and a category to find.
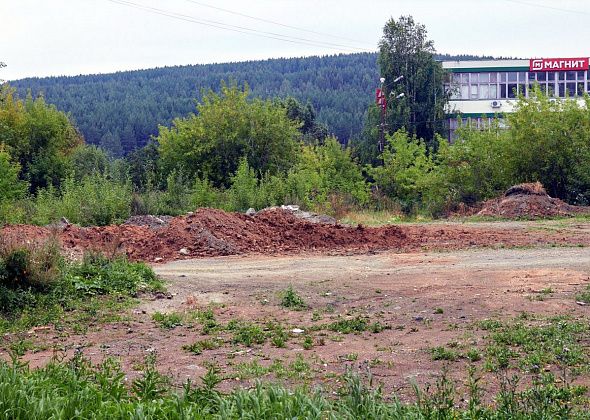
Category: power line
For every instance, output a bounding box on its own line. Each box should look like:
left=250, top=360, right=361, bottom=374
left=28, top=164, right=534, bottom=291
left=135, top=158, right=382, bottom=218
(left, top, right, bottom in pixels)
left=180, top=0, right=374, bottom=48
left=105, top=0, right=372, bottom=53
left=502, top=0, right=590, bottom=15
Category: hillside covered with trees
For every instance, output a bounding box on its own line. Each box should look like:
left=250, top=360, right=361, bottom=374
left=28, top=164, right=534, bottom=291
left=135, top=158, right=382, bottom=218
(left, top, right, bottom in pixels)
left=11, top=52, right=491, bottom=155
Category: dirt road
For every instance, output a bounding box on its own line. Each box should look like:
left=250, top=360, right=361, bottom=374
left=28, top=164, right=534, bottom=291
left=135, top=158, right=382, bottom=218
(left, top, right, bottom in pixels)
left=149, top=247, right=590, bottom=317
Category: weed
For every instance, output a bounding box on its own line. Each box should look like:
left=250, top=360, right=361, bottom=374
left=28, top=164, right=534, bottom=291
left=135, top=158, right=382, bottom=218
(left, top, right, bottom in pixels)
left=327, top=316, right=368, bottom=334
left=342, top=353, right=358, bottom=362
left=466, top=348, right=482, bottom=362
left=268, top=322, right=288, bottom=348
left=311, top=310, right=322, bottom=322
left=369, top=321, right=390, bottom=333
left=1, top=354, right=590, bottom=418
left=280, top=286, right=307, bottom=310
left=228, top=320, right=267, bottom=347
left=430, top=346, right=460, bottom=362
left=152, top=312, right=183, bottom=329
left=183, top=339, right=221, bottom=355
left=303, top=335, right=313, bottom=350
left=434, top=308, right=444, bottom=314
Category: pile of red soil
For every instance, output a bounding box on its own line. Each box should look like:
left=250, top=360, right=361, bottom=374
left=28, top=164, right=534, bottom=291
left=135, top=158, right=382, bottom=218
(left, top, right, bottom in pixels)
left=476, top=182, right=589, bottom=218
left=2, top=208, right=407, bottom=263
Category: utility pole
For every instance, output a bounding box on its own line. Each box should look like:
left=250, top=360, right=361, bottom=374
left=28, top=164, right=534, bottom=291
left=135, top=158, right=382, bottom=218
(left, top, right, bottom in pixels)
left=376, top=76, right=404, bottom=165
left=378, top=77, right=386, bottom=155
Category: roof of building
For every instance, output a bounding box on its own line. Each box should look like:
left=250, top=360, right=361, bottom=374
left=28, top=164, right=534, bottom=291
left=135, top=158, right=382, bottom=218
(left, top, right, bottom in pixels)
left=442, top=59, right=529, bottom=72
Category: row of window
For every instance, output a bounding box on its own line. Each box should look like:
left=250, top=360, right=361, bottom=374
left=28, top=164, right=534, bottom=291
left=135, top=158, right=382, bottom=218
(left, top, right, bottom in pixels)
left=446, top=117, right=506, bottom=142
left=446, top=71, right=590, bottom=100
left=447, top=117, right=503, bottom=130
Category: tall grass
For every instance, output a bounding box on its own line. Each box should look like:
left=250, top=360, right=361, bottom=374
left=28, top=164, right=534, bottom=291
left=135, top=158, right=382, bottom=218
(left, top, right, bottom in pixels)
left=0, top=238, right=163, bottom=333
left=0, top=356, right=587, bottom=419
left=32, top=176, right=132, bottom=226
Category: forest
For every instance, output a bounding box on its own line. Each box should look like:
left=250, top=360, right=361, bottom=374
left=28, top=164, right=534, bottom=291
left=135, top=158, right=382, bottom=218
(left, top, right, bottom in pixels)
left=11, top=52, right=491, bottom=156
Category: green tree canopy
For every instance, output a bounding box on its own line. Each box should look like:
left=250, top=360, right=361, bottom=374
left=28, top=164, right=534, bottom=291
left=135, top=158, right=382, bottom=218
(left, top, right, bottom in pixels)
left=378, top=16, right=448, bottom=146
left=0, top=86, right=83, bottom=191
left=0, top=147, right=27, bottom=201
left=157, top=82, right=300, bottom=187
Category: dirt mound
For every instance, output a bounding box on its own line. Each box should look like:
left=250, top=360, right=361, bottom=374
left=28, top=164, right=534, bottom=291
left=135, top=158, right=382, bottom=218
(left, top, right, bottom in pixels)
left=123, top=215, right=173, bottom=229
left=504, top=182, right=547, bottom=197
left=15, top=208, right=406, bottom=262
left=476, top=183, right=589, bottom=218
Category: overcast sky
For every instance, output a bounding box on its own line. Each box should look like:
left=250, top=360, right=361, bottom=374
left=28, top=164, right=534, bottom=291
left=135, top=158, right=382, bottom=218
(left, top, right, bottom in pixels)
left=2, top=0, right=589, bottom=80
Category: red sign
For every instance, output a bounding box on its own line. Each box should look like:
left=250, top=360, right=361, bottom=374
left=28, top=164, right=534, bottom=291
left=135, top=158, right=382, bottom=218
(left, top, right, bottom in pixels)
left=375, top=88, right=386, bottom=110
left=529, top=57, right=589, bottom=72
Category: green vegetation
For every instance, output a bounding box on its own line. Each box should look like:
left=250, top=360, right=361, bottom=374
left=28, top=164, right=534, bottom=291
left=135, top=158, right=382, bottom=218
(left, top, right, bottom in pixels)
left=1, top=354, right=589, bottom=418
left=477, top=315, right=588, bottom=374
left=152, top=312, right=183, bottom=329
left=430, top=346, right=460, bottom=362
left=279, top=286, right=307, bottom=310
left=5, top=64, right=590, bottom=224
left=378, top=16, right=448, bottom=146
left=0, top=239, right=162, bottom=334
left=183, top=339, right=222, bottom=355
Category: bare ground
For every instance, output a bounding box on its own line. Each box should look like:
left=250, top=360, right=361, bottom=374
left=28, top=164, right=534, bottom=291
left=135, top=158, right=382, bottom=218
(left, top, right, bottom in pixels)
left=8, top=218, right=590, bottom=399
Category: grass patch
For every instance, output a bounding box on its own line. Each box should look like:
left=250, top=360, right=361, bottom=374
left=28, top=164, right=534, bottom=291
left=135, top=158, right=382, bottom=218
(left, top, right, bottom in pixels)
left=152, top=312, right=183, bottom=329
left=478, top=316, right=589, bottom=374
left=183, top=339, right=222, bottom=355
left=0, top=240, right=163, bottom=335
left=430, top=346, right=460, bottom=362
left=2, top=354, right=589, bottom=418
left=227, top=320, right=267, bottom=347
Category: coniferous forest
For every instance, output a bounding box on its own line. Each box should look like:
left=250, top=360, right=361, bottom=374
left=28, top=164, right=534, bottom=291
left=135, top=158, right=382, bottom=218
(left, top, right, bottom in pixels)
left=11, top=52, right=490, bottom=155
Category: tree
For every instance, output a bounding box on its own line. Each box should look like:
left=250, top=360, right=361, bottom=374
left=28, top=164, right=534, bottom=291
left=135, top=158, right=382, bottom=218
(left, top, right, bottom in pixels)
left=378, top=16, right=448, bottom=147
left=286, top=137, right=369, bottom=209
left=507, top=87, right=590, bottom=203
left=0, top=147, right=27, bottom=201
left=157, top=81, right=300, bottom=187
left=70, top=144, right=109, bottom=181
left=370, top=130, right=435, bottom=212
left=280, top=97, right=329, bottom=144
left=0, top=87, right=82, bottom=191
left=99, top=131, right=123, bottom=158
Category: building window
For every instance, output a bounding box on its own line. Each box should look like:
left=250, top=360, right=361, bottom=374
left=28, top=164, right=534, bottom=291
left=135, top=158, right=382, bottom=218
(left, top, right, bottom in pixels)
left=507, top=84, right=517, bottom=98
left=446, top=69, right=590, bottom=101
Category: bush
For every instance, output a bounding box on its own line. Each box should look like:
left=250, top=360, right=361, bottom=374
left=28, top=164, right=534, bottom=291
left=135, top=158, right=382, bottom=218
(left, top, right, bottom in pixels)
left=0, top=238, right=162, bottom=332
left=370, top=130, right=436, bottom=214
left=285, top=138, right=369, bottom=212
left=0, top=236, right=62, bottom=292
left=32, top=175, right=132, bottom=226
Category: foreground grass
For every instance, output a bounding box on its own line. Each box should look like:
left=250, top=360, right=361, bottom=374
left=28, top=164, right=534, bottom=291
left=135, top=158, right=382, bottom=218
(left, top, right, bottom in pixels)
left=0, top=245, right=164, bottom=335
left=1, top=353, right=588, bottom=419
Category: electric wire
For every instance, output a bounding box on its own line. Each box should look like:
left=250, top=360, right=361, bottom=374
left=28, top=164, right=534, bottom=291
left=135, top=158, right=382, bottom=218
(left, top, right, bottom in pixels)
left=502, top=0, right=590, bottom=15
left=105, top=0, right=372, bottom=52
left=180, top=0, right=374, bottom=48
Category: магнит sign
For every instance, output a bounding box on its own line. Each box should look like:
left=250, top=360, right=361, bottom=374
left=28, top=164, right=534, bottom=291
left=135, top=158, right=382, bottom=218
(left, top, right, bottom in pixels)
left=530, top=58, right=589, bottom=72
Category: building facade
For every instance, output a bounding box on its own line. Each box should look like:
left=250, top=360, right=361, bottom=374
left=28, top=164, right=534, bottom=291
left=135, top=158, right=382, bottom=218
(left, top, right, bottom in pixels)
left=442, top=57, right=590, bottom=139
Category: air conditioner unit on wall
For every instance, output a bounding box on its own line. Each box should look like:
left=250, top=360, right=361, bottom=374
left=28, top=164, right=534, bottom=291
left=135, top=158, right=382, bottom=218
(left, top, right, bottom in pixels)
left=491, top=100, right=502, bottom=109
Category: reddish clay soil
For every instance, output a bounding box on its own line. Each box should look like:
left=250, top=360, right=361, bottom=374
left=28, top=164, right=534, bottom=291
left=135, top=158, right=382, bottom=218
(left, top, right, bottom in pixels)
left=3, top=207, right=590, bottom=263
left=458, top=182, right=590, bottom=219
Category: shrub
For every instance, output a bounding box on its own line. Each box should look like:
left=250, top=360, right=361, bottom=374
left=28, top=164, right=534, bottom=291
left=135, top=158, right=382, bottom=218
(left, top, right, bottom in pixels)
left=285, top=138, right=369, bottom=212
left=0, top=236, right=62, bottom=292
left=32, top=175, right=132, bottom=226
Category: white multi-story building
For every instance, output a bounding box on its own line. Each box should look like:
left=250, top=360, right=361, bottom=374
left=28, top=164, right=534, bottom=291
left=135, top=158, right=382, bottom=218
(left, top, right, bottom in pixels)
left=442, top=57, right=590, bottom=139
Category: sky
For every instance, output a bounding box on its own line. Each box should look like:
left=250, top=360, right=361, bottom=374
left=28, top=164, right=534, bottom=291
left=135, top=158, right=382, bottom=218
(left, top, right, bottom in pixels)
left=1, top=0, right=590, bottom=80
